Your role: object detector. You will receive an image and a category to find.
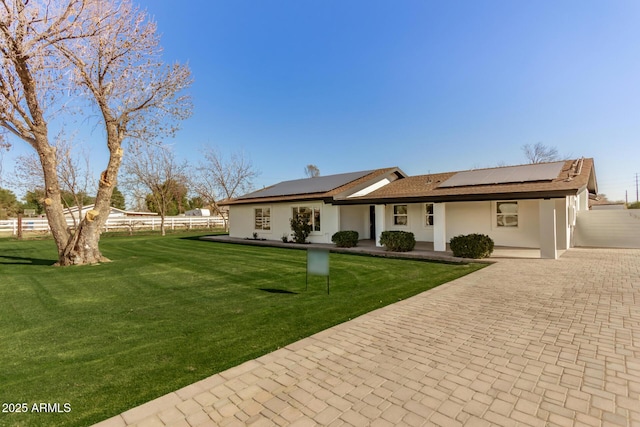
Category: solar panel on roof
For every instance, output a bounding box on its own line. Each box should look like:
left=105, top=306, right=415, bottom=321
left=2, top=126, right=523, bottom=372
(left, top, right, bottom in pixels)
left=438, top=162, right=565, bottom=188
left=238, top=170, right=375, bottom=199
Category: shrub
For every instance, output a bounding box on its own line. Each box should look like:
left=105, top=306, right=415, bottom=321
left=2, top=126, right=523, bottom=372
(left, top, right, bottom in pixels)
left=449, top=233, right=494, bottom=258
left=379, top=231, right=416, bottom=252
left=331, top=230, right=359, bottom=248
left=290, top=216, right=312, bottom=243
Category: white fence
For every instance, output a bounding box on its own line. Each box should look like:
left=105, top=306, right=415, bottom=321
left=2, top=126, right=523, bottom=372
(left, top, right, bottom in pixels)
left=0, top=215, right=226, bottom=236
left=574, top=210, right=640, bottom=248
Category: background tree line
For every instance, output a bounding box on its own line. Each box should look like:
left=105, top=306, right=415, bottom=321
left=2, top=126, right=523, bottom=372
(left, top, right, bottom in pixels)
left=0, top=141, right=259, bottom=231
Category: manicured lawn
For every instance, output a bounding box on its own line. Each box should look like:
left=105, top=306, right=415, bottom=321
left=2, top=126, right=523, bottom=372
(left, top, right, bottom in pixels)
left=0, top=233, right=484, bottom=426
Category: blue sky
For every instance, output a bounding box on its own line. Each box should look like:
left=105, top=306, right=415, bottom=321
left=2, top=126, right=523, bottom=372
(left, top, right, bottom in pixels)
left=4, top=1, right=640, bottom=202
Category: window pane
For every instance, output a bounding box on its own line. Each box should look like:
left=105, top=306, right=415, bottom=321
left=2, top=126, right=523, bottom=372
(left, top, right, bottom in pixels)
left=426, top=204, right=434, bottom=226
left=497, top=202, right=518, bottom=227
left=394, top=216, right=408, bottom=225
left=263, top=208, right=270, bottom=230
left=255, top=209, right=262, bottom=229
left=293, top=207, right=312, bottom=224
left=313, top=208, right=321, bottom=231
left=394, top=205, right=407, bottom=215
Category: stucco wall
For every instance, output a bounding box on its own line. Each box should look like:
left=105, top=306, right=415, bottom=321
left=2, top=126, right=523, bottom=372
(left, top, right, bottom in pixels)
left=381, top=200, right=546, bottom=248
left=229, top=202, right=338, bottom=244
left=230, top=197, right=572, bottom=249
left=339, top=205, right=369, bottom=239
left=575, top=209, right=640, bottom=248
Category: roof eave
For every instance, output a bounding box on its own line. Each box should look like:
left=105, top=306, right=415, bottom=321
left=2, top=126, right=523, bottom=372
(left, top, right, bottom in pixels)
left=333, top=189, right=582, bottom=205
left=221, top=194, right=334, bottom=206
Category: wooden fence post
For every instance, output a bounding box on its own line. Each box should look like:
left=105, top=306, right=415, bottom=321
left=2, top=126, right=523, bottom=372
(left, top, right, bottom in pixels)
left=17, top=213, right=23, bottom=239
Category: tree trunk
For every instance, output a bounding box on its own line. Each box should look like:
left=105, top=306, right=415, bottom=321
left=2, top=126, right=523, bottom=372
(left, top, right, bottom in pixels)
left=57, top=219, right=106, bottom=265
left=56, top=122, right=124, bottom=266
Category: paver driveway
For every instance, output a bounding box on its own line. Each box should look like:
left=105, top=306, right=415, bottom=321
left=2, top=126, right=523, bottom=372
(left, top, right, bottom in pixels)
left=96, top=248, right=640, bottom=427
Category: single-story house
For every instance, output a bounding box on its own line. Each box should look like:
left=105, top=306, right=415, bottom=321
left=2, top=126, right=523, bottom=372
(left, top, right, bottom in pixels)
left=64, top=204, right=158, bottom=220
left=220, top=158, right=597, bottom=259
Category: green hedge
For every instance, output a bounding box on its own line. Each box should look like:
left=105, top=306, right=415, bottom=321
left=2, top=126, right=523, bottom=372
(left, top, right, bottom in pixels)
left=449, top=233, right=494, bottom=258
left=331, top=230, right=359, bottom=248
left=379, top=231, right=416, bottom=252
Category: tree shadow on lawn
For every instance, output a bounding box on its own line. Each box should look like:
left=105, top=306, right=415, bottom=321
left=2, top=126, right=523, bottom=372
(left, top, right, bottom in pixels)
left=179, top=234, right=226, bottom=242
left=0, top=255, right=57, bottom=266
left=259, top=288, right=299, bottom=295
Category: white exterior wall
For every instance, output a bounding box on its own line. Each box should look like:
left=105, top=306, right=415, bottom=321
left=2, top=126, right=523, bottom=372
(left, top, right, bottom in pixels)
left=575, top=210, right=640, bottom=248
left=228, top=201, right=339, bottom=244
left=230, top=197, right=574, bottom=250
left=382, top=200, right=555, bottom=249
left=383, top=203, right=436, bottom=242
left=555, top=198, right=569, bottom=250
left=577, top=188, right=589, bottom=211
left=339, top=205, right=369, bottom=238
left=321, top=204, right=340, bottom=243
left=445, top=200, right=541, bottom=248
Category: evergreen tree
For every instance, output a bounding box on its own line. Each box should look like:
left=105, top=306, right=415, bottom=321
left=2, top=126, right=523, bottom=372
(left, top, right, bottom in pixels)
left=111, top=187, right=126, bottom=210
left=0, top=188, right=19, bottom=219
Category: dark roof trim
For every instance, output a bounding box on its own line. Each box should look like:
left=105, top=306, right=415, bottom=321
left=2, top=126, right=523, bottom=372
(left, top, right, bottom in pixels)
left=221, top=195, right=335, bottom=206
left=332, top=189, right=583, bottom=205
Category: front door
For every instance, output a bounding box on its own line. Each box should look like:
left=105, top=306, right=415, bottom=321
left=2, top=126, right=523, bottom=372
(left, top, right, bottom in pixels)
left=369, top=205, right=375, bottom=240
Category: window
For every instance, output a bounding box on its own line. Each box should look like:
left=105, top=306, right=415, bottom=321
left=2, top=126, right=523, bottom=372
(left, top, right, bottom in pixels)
left=254, top=207, right=271, bottom=230
left=292, top=206, right=321, bottom=232
left=425, top=203, right=434, bottom=226
left=496, top=201, right=518, bottom=227
left=393, top=205, right=408, bottom=225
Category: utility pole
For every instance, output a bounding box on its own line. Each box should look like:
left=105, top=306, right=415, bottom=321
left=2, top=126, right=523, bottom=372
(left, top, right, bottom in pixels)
left=636, top=173, right=639, bottom=202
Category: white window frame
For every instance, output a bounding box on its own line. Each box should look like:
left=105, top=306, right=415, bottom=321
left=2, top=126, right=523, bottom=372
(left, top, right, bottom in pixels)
left=392, top=204, right=408, bottom=226
left=254, top=207, right=271, bottom=231
left=292, top=205, right=321, bottom=233
left=495, top=201, right=519, bottom=228
left=424, top=203, right=434, bottom=227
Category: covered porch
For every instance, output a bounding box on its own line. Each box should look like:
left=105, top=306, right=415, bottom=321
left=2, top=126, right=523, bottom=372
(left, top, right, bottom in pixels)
left=338, top=198, right=572, bottom=260
left=202, top=235, right=553, bottom=262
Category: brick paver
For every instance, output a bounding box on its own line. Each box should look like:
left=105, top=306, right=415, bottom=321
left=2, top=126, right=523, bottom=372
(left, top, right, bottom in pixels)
left=93, top=248, right=640, bottom=426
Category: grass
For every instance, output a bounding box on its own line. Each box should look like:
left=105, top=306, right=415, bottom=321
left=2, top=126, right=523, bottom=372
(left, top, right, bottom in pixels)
left=0, top=232, right=485, bottom=426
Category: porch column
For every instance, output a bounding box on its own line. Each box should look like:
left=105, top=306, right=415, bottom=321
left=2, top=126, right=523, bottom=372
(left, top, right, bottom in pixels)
left=539, top=199, right=558, bottom=259
left=375, top=204, right=385, bottom=247
left=433, top=202, right=447, bottom=252
left=556, top=198, right=569, bottom=250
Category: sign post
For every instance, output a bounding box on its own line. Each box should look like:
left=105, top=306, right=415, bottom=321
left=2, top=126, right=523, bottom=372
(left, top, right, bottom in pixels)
left=307, top=248, right=330, bottom=294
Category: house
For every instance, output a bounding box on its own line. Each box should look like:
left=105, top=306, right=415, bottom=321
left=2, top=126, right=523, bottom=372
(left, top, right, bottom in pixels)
left=63, top=204, right=158, bottom=220
left=590, top=199, right=626, bottom=210
left=221, top=158, right=598, bottom=259
left=185, top=208, right=211, bottom=216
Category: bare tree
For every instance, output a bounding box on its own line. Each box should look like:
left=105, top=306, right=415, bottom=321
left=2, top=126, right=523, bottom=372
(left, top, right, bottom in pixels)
left=121, top=141, right=188, bottom=236
left=12, top=135, right=94, bottom=226
left=304, top=164, right=320, bottom=178
left=522, top=142, right=559, bottom=164
left=191, top=147, right=259, bottom=230
left=54, top=138, right=95, bottom=226
left=0, top=142, right=9, bottom=187
left=0, top=0, right=192, bottom=265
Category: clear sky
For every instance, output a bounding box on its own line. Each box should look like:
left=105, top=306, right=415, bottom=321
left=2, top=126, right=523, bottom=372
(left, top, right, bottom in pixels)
left=4, top=0, right=640, bottom=202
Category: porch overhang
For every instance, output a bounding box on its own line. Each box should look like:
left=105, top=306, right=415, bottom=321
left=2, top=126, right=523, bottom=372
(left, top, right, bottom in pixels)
left=332, top=189, right=584, bottom=206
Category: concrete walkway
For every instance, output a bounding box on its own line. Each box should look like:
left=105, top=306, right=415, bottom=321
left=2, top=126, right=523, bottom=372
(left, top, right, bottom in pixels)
left=94, top=248, right=640, bottom=427
left=199, top=235, right=545, bottom=262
